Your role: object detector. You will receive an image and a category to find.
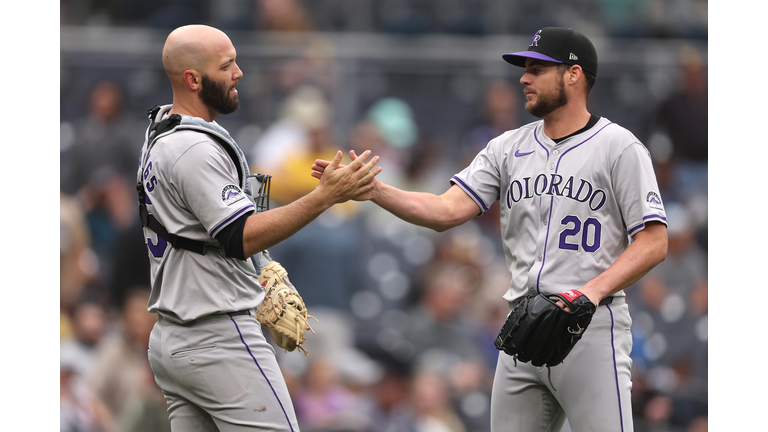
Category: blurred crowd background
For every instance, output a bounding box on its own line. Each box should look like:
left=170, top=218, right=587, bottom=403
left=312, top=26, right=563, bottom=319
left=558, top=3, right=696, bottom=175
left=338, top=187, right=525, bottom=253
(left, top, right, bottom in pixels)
left=60, top=1, right=707, bottom=431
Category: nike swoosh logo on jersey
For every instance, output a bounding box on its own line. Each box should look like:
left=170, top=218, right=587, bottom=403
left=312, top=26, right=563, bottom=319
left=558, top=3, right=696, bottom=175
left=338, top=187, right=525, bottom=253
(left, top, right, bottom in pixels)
left=514, top=149, right=535, bottom=157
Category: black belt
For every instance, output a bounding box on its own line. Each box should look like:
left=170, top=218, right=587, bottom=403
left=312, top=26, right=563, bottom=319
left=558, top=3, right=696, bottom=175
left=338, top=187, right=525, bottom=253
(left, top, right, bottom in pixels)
left=227, top=310, right=251, bottom=317
left=520, top=288, right=616, bottom=307
left=165, top=309, right=251, bottom=327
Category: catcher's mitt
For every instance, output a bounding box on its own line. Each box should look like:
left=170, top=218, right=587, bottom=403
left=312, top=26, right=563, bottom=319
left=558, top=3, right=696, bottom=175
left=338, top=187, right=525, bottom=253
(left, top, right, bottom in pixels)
left=256, top=260, right=317, bottom=355
left=494, top=289, right=596, bottom=367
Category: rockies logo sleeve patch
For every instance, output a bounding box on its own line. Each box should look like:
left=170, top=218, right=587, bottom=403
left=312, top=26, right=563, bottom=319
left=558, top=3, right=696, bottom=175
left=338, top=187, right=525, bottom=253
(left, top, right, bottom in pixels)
left=222, top=184, right=246, bottom=206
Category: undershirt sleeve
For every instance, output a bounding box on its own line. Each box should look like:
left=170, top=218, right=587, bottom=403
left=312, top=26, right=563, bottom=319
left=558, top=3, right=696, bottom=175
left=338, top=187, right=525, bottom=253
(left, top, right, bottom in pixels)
left=214, top=210, right=254, bottom=260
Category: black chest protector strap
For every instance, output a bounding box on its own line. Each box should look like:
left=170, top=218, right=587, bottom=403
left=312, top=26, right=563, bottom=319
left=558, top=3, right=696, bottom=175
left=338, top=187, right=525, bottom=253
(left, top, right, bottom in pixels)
left=139, top=203, right=208, bottom=254
left=137, top=106, right=211, bottom=255
left=138, top=105, right=271, bottom=255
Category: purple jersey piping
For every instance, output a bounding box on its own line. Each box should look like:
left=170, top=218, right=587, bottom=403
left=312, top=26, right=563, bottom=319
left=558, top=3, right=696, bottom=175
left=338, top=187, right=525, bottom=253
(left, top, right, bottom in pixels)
left=607, top=304, right=626, bottom=432
left=555, top=122, right=614, bottom=170
left=627, top=215, right=668, bottom=236
left=210, top=204, right=255, bottom=237
left=230, top=316, right=296, bottom=432
left=533, top=125, right=550, bottom=157
left=451, top=176, right=489, bottom=212
left=534, top=122, right=613, bottom=292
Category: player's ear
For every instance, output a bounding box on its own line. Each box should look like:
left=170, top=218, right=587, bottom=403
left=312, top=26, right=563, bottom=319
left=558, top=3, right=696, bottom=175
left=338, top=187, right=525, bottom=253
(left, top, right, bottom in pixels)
left=182, top=69, right=202, bottom=91
left=566, top=65, right=583, bottom=86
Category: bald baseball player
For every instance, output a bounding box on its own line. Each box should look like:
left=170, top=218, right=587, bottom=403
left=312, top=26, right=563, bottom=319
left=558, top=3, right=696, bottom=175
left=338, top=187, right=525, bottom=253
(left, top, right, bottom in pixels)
left=139, top=24, right=381, bottom=431
left=313, top=27, right=668, bottom=431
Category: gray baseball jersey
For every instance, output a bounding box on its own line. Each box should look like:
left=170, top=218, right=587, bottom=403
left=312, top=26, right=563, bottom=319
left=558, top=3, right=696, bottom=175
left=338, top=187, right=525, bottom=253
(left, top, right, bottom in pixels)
left=138, top=110, right=265, bottom=323
left=451, top=116, right=667, bottom=303
left=138, top=105, right=299, bottom=431
left=452, top=116, right=667, bottom=432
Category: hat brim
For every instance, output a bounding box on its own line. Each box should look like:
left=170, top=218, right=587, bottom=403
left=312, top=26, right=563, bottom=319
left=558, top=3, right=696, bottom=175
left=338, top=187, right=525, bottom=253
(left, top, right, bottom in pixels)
left=502, top=51, right=563, bottom=67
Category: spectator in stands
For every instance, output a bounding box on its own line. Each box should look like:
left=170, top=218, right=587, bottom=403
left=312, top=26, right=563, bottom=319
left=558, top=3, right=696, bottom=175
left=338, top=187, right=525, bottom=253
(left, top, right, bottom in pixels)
left=60, top=80, right=142, bottom=195
left=61, top=348, right=98, bottom=432
left=359, top=363, right=416, bottom=432
left=255, top=0, right=314, bottom=32
left=60, top=292, right=108, bottom=378
left=651, top=45, right=708, bottom=198
left=461, top=79, right=520, bottom=167
left=257, top=86, right=338, bottom=204
left=446, top=360, right=492, bottom=432
left=77, top=169, right=137, bottom=289
left=626, top=203, right=706, bottom=368
left=408, top=370, right=466, bottom=432
left=402, top=259, right=485, bottom=369
left=61, top=192, right=97, bottom=337
left=598, top=0, right=650, bottom=37
left=294, top=356, right=365, bottom=431
left=349, top=97, right=418, bottom=196
left=625, top=204, right=707, bottom=430
left=645, top=203, right=706, bottom=299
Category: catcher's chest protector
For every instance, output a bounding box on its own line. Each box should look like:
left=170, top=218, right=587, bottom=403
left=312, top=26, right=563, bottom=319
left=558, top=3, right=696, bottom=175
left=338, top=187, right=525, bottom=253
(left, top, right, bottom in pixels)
left=137, top=105, right=269, bottom=254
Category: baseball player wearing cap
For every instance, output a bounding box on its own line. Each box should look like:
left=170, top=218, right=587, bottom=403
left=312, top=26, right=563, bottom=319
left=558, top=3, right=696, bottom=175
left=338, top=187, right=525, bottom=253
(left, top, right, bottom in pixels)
left=139, top=25, right=381, bottom=431
left=312, top=27, right=668, bottom=431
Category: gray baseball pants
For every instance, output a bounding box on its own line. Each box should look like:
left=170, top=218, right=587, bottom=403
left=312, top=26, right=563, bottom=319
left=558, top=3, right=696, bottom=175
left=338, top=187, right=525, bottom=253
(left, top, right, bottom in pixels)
left=490, top=298, right=634, bottom=432
left=148, top=312, right=299, bottom=431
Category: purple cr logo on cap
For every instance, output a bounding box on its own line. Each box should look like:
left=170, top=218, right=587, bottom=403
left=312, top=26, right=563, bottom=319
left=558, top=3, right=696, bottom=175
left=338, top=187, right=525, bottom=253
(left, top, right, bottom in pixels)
left=530, top=30, right=542, bottom=47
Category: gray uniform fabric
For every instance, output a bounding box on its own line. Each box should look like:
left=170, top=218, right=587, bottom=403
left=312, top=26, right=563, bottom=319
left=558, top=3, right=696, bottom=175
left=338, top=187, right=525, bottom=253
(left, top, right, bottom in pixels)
left=138, top=105, right=298, bottom=431
left=149, top=314, right=299, bottom=432
left=137, top=105, right=265, bottom=323
left=451, top=117, right=666, bottom=431
left=491, top=298, right=633, bottom=432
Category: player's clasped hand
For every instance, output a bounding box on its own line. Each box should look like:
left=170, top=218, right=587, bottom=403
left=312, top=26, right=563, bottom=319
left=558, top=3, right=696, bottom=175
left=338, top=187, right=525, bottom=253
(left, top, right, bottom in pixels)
left=312, top=150, right=380, bottom=201
left=315, top=150, right=381, bottom=203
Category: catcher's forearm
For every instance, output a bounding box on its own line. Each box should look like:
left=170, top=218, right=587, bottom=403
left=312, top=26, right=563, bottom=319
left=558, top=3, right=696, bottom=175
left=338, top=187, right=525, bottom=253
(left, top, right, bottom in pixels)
left=579, top=221, right=668, bottom=303
left=242, top=188, right=332, bottom=257
left=371, top=182, right=478, bottom=232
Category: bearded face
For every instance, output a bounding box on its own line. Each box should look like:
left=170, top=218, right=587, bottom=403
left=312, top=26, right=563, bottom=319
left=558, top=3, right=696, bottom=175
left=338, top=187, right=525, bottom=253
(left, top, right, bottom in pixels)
left=200, top=73, right=239, bottom=115
left=525, top=73, right=568, bottom=119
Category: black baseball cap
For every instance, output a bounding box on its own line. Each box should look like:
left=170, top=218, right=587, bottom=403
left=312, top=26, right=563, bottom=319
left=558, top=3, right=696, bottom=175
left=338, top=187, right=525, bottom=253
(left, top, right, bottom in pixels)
left=503, top=27, right=598, bottom=77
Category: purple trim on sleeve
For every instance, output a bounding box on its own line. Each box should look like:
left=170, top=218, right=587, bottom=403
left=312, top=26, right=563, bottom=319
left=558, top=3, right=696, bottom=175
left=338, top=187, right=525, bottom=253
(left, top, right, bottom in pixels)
left=230, top=317, right=296, bottom=432
left=607, top=304, right=626, bottom=432
left=627, top=215, right=668, bottom=236
left=450, top=176, right=489, bottom=212
left=644, top=214, right=668, bottom=222
left=627, top=224, right=644, bottom=236
left=210, top=204, right=254, bottom=237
